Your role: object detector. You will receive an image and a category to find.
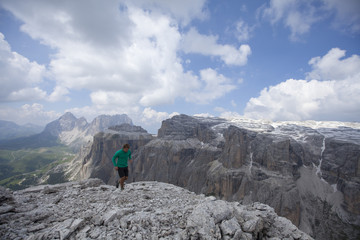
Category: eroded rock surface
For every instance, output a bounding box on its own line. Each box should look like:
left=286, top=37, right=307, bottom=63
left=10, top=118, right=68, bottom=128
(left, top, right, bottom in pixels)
left=0, top=179, right=312, bottom=240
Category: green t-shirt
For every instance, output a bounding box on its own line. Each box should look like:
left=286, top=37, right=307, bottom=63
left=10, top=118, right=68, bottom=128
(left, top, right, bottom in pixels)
left=112, top=149, right=132, bottom=167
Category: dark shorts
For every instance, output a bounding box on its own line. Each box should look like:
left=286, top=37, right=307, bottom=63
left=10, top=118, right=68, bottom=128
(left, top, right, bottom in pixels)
left=117, top=167, right=129, bottom=178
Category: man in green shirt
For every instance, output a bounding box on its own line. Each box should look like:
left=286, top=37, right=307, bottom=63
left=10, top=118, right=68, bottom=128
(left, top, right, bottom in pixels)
left=112, top=143, right=132, bottom=190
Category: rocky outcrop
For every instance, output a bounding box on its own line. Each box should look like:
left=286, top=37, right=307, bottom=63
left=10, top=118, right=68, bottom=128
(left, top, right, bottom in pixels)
left=69, top=124, right=154, bottom=184
left=130, top=114, right=360, bottom=240
left=0, top=179, right=312, bottom=240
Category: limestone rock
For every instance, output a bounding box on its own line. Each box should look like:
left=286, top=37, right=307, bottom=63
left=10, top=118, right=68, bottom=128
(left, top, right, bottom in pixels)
left=0, top=179, right=312, bottom=240
left=131, top=115, right=360, bottom=240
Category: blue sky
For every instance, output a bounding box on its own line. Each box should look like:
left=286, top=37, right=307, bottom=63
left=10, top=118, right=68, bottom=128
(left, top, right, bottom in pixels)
left=0, top=0, right=359, bottom=133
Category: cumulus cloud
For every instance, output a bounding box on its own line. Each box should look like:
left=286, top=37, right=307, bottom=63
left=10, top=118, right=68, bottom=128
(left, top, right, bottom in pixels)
left=182, top=28, right=251, bottom=66
left=48, top=86, right=70, bottom=102
left=185, top=68, right=237, bottom=104
left=0, top=33, right=46, bottom=102
left=260, top=0, right=360, bottom=40
left=1, top=0, right=241, bottom=113
left=307, top=48, right=360, bottom=81
left=8, top=87, right=47, bottom=102
left=0, top=103, right=60, bottom=126
left=142, top=107, right=178, bottom=123
left=140, top=107, right=179, bottom=133
left=0, top=0, right=255, bottom=132
left=244, top=48, right=360, bottom=121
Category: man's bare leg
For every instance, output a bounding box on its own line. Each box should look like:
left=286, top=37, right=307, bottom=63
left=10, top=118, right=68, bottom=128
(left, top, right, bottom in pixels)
left=120, top=176, right=126, bottom=190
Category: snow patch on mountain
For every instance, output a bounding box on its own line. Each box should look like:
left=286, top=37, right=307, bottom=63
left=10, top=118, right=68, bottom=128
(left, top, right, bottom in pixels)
left=199, top=116, right=360, bottom=147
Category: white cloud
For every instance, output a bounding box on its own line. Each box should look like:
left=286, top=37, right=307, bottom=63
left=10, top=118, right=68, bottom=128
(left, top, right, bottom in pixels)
left=0, top=0, right=251, bottom=131
left=142, top=107, right=178, bottom=123
left=261, top=0, right=319, bottom=40
left=322, top=0, right=360, bottom=33
left=244, top=48, right=360, bottom=121
left=235, top=20, right=252, bottom=42
left=140, top=107, right=179, bottom=133
left=128, top=0, right=208, bottom=26
left=185, top=68, right=237, bottom=104
left=8, top=87, right=47, bottom=101
left=90, top=90, right=137, bottom=108
left=48, top=86, right=70, bottom=102
left=182, top=28, right=251, bottom=66
left=1, top=0, right=236, bottom=110
left=193, top=113, right=214, bottom=118
left=260, top=0, right=360, bottom=39
left=0, top=103, right=60, bottom=126
left=0, top=33, right=46, bottom=102
left=307, top=48, right=360, bottom=81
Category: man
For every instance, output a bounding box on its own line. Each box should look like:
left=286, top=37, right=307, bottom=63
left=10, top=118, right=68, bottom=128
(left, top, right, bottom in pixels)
left=112, top=143, right=132, bottom=190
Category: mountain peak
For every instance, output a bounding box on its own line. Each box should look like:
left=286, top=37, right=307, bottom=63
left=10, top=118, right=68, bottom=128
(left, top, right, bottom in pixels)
left=38, top=113, right=134, bottom=149
left=86, top=114, right=133, bottom=136
left=60, top=112, right=77, bottom=120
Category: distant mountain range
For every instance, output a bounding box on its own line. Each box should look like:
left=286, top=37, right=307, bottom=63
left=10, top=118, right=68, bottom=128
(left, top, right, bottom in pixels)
left=0, top=112, right=133, bottom=150
left=0, top=112, right=135, bottom=191
left=2, top=112, right=359, bottom=239
left=0, top=120, right=43, bottom=140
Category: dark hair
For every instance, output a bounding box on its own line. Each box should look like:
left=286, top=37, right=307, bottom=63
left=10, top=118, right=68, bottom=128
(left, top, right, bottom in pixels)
left=123, top=143, right=130, bottom=149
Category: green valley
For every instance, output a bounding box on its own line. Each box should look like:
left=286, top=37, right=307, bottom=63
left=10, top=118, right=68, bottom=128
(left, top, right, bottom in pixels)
left=0, top=146, right=75, bottom=190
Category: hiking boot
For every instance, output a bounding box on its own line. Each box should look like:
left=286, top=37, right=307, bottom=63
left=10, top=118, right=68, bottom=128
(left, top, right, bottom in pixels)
left=116, top=181, right=119, bottom=188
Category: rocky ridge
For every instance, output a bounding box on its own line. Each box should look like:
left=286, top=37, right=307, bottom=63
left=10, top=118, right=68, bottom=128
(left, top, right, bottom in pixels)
left=128, top=114, right=360, bottom=240
left=43, top=112, right=133, bottom=149
left=0, top=178, right=312, bottom=240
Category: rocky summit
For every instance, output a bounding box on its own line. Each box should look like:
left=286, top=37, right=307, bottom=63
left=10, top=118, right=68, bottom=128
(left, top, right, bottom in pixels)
left=0, top=178, right=312, bottom=240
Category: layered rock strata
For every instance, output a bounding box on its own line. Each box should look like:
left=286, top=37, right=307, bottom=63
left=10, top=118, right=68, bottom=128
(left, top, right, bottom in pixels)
left=130, top=114, right=360, bottom=240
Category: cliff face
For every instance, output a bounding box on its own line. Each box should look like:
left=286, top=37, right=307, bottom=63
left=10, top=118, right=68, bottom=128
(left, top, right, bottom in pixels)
left=72, top=125, right=153, bottom=184
left=0, top=179, right=312, bottom=240
left=130, top=115, right=360, bottom=240
left=75, top=114, right=360, bottom=239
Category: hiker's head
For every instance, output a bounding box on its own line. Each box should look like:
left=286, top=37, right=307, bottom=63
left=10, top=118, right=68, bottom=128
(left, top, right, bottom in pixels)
left=123, top=143, right=130, bottom=152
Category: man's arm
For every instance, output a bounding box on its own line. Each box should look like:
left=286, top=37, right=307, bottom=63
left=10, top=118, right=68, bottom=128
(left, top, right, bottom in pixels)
left=112, top=151, right=118, bottom=169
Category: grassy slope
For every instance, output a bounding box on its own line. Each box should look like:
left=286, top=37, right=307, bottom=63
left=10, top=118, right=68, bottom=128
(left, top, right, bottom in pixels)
left=0, top=146, right=75, bottom=190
